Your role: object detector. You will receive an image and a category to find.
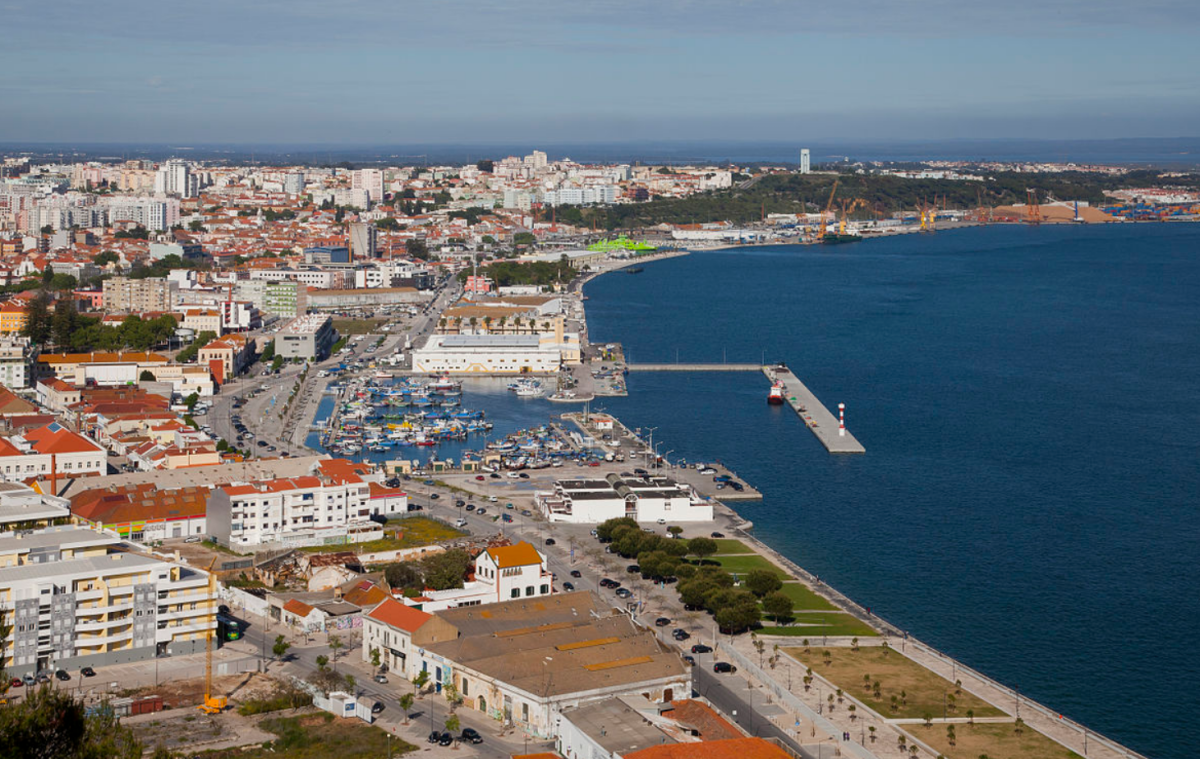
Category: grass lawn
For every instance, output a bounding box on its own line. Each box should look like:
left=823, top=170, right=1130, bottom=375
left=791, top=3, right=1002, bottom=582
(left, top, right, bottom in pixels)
left=708, top=554, right=790, bottom=577
left=910, top=721, right=1081, bottom=759
left=332, top=318, right=387, bottom=335
left=201, top=713, right=417, bottom=759
left=785, top=646, right=1005, bottom=720
left=758, top=612, right=879, bottom=638
left=302, top=517, right=465, bottom=554
left=777, top=582, right=838, bottom=611
left=711, top=538, right=755, bottom=555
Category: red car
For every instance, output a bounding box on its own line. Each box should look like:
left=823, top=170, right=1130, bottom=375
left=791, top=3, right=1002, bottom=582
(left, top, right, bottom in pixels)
left=474, top=475, right=485, bottom=481
left=9, top=677, right=22, bottom=688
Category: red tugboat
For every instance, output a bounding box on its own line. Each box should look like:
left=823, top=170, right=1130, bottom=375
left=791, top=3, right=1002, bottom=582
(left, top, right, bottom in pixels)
left=767, top=380, right=786, bottom=405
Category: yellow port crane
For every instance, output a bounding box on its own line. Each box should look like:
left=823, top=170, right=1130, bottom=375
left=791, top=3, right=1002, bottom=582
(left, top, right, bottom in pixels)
left=838, top=198, right=866, bottom=235
left=199, top=557, right=227, bottom=715
left=817, top=177, right=839, bottom=240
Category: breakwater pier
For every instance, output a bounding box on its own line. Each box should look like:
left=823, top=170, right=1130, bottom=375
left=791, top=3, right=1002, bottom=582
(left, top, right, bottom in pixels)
left=764, top=365, right=865, bottom=454
left=626, top=363, right=762, bottom=372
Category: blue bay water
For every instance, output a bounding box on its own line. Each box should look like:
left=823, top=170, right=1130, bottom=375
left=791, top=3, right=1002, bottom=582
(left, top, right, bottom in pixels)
left=583, top=226, right=1200, bottom=759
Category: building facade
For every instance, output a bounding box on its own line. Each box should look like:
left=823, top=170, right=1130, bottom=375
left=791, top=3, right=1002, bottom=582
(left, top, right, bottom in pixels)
left=103, top=277, right=178, bottom=313
left=276, top=314, right=337, bottom=361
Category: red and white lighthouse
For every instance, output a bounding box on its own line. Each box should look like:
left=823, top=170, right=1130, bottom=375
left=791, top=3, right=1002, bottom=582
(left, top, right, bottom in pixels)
left=838, top=403, right=845, bottom=437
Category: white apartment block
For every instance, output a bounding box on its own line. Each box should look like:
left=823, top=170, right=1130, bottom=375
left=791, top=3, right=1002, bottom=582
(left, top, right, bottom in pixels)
left=248, top=267, right=345, bottom=289
left=352, top=169, right=385, bottom=203
left=0, top=335, right=35, bottom=389
left=104, top=196, right=181, bottom=231
left=0, top=527, right=215, bottom=676
left=103, top=277, right=178, bottom=313
left=206, top=467, right=381, bottom=549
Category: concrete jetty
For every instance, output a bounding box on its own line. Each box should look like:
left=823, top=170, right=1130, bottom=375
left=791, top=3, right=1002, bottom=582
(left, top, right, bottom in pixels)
left=764, top=365, right=866, bottom=454
left=626, top=363, right=762, bottom=372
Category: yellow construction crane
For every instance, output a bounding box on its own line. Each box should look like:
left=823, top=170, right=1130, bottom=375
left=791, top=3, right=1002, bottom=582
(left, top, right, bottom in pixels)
left=199, top=557, right=227, bottom=715
left=837, top=198, right=866, bottom=235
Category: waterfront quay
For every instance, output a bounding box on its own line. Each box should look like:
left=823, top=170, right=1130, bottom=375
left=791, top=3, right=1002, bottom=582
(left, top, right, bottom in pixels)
left=766, top=364, right=866, bottom=454
left=626, top=362, right=762, bottom=372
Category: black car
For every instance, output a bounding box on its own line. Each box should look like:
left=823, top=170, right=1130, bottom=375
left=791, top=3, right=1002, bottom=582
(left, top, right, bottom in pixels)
left=371, top=701, right=385, bottom=714
left=218, top=604, right=230, bottom=615
left=460, top=728, right=484, bottom=745
left=626, top=565, right=640, bottom=573
left=438, top=732, right=454, bottom=746
left=428, top=731, right=442, bottom=744
left=672, top=629, right=690, bottom=641
left=80, top=667, right=96, bottom=678
left=456, top=499, right=466, bottom=507
left=713, top=662, right=737, bottom=674
left=562, top=582, right=574, bottom=591
left=683, top=655, right=696, bottom=665
left=570, top=570, right=582, bottom=578
left=655, top=617, right=671, bottom=627
left=429, top=493, right=439, bottom=499
left=54, top=669, right=70, bottom=681
left=599, top=578, right=615, bottom=588
left=489, top=473, right=501, bottom=479
left=465, top=504, right=475, bottom=511
left=544, top=538, right=556, bottom=546
left=710, top=531, right=725, bottom=538
left=691, top=644, right=713, bottom=654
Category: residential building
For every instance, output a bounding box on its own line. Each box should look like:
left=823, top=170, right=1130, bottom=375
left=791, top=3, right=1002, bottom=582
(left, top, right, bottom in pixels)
left=463, top=275, right=494, bottom=295
left=800, top=148, right=811, bottom=175
left=349, top=222, right=377, bottom=259
left=36, top=378, right=81, bottom=412
left=197, top=334, right=255, bottom=385
left=181, top=308, right=222, bottom=335
left=154, top=160, right=198, bottom=197
left=0, top=526, right=215, bottom=676
left=303, top=246, right=351, bottom=266
left=206, top=460, right=383, bottom=549
left=537, top=473, right=712, bottom=524
left=352, top=169, right=385, bottom=203
left=36, top=351, right=171, bottom=385
left=0, top=482, right=71, bottom=530
left=103, top=277, right=178, bottom=313
left=276, top=314, right=337, bottom=361
left=361, top=597, right=459, bottom=677
left=149, top=241, right=205, bottom=262
left=0, top=422, right=107, bottom=483
left=0, top=335, right=35, bottom=388
left=104, top=196, right=181, bottom=231
left=233, top=280, right=300, bottom=318
left=400, top=541, right=550, bottom=613
left=283, top=172, right=305, bottom=195
left=0, top=386, right=37, bottom=416
left=0, top=303, right=28, bottom=335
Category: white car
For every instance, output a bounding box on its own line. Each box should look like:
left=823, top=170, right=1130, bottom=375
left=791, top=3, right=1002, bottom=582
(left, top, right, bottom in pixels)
left=699, top=467, right=717, bottom=475
left=506, top=471, right=520, bottom=479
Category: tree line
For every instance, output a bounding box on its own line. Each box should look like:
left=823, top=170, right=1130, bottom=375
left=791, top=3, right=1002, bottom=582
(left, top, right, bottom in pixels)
left=23, top=292, right=180, bottom=353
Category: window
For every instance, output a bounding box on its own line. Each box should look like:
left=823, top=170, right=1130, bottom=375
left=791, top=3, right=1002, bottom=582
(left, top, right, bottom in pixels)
left=510, top=588, right=520, bottom=599
left=525, top=586, right=534, bottom=597
left=539, top=584, right=549, bottom=595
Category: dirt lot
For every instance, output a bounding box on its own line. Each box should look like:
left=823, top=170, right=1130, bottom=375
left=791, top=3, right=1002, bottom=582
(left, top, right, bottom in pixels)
left=124, top=671, right=278, bottom=709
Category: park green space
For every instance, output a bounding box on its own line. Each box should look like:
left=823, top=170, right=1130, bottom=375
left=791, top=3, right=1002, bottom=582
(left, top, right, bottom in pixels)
left=786, top=646, right=1005, bottom=720
left=776, top=582, right=838, bottom=611
left=759, top=612, right=878, bottom=638
left=711, top=538, right=754, bottom=555
left=910, top=721, right=1081, bottom=759
left=301, top=517, right=464, bottom=554
left=708, top=554, right=790, bottom=577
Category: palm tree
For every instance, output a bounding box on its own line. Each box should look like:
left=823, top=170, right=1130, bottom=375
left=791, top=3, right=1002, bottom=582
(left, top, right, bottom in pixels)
left=868, top=726, right=876, bottom=743
left=836, top=688, right=843, bottom=704
left=803, top=676, right=812, bottom=692
left=881, top=641, right=891, bottom=657
left=848, top=704, right=857, bottom=722
left=827, top=693, right=835, bottom=712
left=923, top=712, right=933, bottom=727
left=909, top=746, right=918, bottom=758
left=862, top=674, right=871, bottom=691
left=955, top=679, right=962, bottom=695
left=946, top=725, right=957, bottom=747
left=851, top=637, right=859, bottom=651
left=966, top=709, right=975, bottom=725
left=897, top=735, right=907, bottom=750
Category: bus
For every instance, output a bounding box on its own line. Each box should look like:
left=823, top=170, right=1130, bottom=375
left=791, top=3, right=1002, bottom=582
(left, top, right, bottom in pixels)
left=216, top=614, right=243, bottom=642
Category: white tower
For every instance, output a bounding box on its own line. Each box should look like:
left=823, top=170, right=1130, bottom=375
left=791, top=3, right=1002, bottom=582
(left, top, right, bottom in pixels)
left=800, top=149, right=811, bottom=175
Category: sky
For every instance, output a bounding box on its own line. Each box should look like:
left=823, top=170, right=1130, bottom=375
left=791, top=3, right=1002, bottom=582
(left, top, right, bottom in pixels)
left=3, top=0, right=1199, bottom=144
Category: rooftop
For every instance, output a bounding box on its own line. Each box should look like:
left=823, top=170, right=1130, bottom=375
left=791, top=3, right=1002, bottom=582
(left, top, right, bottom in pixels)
left=562, top=696, right=674, bottom=755
left=279, top=314, right=332, bottom=335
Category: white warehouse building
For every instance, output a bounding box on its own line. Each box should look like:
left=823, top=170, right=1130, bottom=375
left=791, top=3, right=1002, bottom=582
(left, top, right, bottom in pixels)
left=411, top=334, right=567, bottom=374
left=537, top=473, right=713, bottom=524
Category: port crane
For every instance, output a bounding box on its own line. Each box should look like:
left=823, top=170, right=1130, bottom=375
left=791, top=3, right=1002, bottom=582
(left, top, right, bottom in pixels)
left=817, top=177, right=839, bottom=240
left=198, top=557, right=227, bottom=715
left=1026, top=189, right=1042, bottom=225
left=837, top=198, right=866, bottom=235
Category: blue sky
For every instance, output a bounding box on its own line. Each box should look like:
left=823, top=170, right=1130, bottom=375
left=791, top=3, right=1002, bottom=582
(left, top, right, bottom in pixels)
left=3, top=0, right=1198, bottom=143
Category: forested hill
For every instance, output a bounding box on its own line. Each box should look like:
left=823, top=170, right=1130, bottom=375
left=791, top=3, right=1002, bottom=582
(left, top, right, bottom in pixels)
left=558, top=169, right=1176, bottom=230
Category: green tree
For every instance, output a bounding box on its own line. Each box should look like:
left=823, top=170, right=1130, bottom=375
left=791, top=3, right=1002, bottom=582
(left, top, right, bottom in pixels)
left=412, top=669, right=430, bottom=698
left=0, top=685, right=142, bottom=759
left=744, top=569, right=783, bottom=598
left=51, top=297, right=78, bottom=348
left=384, top=561, right=424, bottom=593
left=272, top=634, right=291, bottom=662
left=513, top=232, right=535, bottom=246
left=444, top=714, right=460, bottom=735
left=49, top=273, right=78, bottom=291
left=315, top=654, right=329, bottom=671
left=375, top=217, right=400, bottom=231
left=139, top=370, right=156, bottom=382
left=762, top=591, right=794, bottom=623
left=187, top=220, right=205, bottom=232
left=406, top=238, right=430, bottom=261
left=686, top=537, right=718, bottom=562
left=21, top=290, right=53, bottom=345
left=420, top=549, right=472, bottom=590
left=328, top=634, right=343, bottom=664
left=40, top=224, right=54, bottom=235
left=399, top=693, right=415, bottom=724
left=369, top=647, right=381, bottom=673
left=94, top=250, right=120, bottom=267
left=185, top=392, right=200, bottom=413
left=666, top=525, right=683, bottom=538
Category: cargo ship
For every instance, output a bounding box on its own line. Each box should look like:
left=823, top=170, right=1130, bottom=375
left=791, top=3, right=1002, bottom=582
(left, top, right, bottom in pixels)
left=767, top=381, right=786, bottom=405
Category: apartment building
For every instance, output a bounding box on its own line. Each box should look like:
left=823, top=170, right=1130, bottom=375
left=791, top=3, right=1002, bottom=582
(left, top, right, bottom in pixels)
left=206, top=462, right=381, bottom=549
left=103, top=277, right=178, bottom=314
left=0, top=482, right=71, bottom=531
left=197, top=334, right=256, bottom=384
left=400, top=541, right=550, bottom=613
left=0, top=526, right=214, bottom=676
left=233, top=280, right=300, bottom=318
left=0, top=335, right=35, bottom=388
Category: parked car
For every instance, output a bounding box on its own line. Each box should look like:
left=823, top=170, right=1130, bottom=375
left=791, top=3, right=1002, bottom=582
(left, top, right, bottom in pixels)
left=80, top=667, right=96, bottom=677
left=373, top=674, right=388, bottom=684
left=465, top=504, right=476, bottom=512
left=570, top=570, right=582, bottom=578
left=626, top=565, right=640, bottom=574
left=710, top=531, right=725, bottom=538
left=438, top=732, right=454, bottom=746
left=544, top=538, right=556, bottom=545
left=683, top=655, right=696, bottom=665
left=9, top=678, right=22, bottom=688
left=654, top=617, right=671, bottom=627
left=428, top=731, right=442, bottom=744
left=691, top=644, right=713, bottom=654
left=429, top=493, right=440, bottom=500
left=460, top=728, right=484, bottom=745
left=615, top=588, right=632, bottom=599
left=475, top=508, right=486, bottom=516
left=562, top=582, right=574, bottom=591
left=713, top=662, right=737, bottom=674
left=520, top=509, right=532, bottom=517
left=672, top=629, right=690, bottom=641
left=371, top=701, right=385, bottom=714
left=475, top=475, right=485, bottom=481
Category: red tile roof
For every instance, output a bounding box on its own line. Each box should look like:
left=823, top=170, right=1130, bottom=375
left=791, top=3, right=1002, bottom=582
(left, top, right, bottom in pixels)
left=624, top=738, right=792, bottom=759
left=20, top=423, right=103, bottom=455
left=366, top=597, right=433, bottom=633
left=283, top=599, right=316, bottom=617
